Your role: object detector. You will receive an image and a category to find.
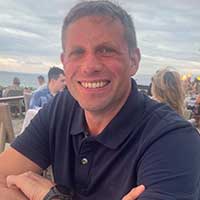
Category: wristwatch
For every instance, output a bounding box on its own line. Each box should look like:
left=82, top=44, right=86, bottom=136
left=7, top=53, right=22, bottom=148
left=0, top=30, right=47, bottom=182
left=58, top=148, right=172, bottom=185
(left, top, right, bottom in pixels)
left=43, top=185, right=73, bottom=200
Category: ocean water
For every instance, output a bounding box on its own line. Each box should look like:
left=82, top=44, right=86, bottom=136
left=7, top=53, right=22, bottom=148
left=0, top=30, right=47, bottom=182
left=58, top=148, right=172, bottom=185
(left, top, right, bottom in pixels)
left=0, top=71, right=47, bottom=88
left=0, top=71, right=151, bottom=88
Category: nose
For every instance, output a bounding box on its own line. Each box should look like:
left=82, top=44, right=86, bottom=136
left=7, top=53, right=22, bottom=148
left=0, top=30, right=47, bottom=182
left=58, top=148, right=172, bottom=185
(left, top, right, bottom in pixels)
left=80, top=53, right=103, bottom=75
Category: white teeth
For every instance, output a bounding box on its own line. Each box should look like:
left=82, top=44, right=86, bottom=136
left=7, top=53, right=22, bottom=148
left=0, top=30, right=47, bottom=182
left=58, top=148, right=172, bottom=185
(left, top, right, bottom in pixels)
left=80, top=81, right=108, bottom=88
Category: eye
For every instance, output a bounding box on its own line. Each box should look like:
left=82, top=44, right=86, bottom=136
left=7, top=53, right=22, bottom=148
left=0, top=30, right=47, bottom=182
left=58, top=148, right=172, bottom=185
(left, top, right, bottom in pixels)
left=97, top=46, right=116, bottom=57
left=68, top=48, right=85, bottom=59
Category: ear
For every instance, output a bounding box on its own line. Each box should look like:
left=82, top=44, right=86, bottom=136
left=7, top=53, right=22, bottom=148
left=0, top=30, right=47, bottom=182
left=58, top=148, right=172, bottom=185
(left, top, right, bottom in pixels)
left=60, top=52, right=65, bottom=66
left=129, top=48, right=141, bottom=76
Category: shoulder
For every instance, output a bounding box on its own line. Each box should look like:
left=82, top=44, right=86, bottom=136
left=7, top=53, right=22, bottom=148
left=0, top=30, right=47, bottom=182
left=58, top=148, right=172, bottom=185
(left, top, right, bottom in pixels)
left=46, top=89, right=78, bottom=115
left=137, top=95, right=200, bottom=153
left=39, top=89, right=80, bottom=138
left=143, top=94, right=187, bottom=126
left=53, top=89, right=77, bottom=109
left=139, top=94, right=194, bottom=138
left=32, top=87, right=48, bottom=97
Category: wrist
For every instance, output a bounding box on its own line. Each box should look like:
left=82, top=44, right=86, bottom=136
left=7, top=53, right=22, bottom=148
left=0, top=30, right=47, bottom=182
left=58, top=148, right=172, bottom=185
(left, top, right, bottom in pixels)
left=43, top=185, right=73, bottom=200
left=38, top=185, right=55, bottom=200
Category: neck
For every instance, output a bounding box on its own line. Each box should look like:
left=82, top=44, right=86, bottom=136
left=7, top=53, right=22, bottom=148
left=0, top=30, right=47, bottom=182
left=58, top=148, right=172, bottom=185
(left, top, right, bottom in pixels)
left=85, top=89, right=131, bottom=136
left=84, top=112, right=111, bottom=136
left=48, top=83, right=56, bottom=96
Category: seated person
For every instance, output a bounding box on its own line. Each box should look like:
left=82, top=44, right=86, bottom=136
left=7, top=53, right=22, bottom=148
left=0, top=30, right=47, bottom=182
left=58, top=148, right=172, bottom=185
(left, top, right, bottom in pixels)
left=151, top=68, right=186, bottom=117
left=2, top=77, right=24, bottom=115
left=0, top=2, right=200, bottom=200
left=29, top=67, right=65, bottom=109
left=2, top=77, right=23, bottom=97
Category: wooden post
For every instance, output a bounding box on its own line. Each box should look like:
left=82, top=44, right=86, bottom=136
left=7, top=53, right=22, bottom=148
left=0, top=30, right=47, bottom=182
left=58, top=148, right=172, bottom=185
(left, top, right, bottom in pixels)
left=0, top=103, right=15, bottom=145
left=0, top=123, right=6, bottom=152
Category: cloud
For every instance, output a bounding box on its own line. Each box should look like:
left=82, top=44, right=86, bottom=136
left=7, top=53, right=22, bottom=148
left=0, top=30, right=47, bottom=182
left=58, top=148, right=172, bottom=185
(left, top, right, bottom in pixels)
left=0, top=0, right=199, bottom=76
left=139, top=54, right=200, bottom=75
left=0, top=55, right=62, bottom=73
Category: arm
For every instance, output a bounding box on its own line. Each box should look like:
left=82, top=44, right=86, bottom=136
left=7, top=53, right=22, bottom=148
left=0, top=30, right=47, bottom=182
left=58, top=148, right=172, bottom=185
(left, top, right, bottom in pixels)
left=7, top=171, right=144, bottom=200
left=0, top=147, right=42, bottom=199
left=0, top=98, right=51, bottom=199
left=137, top=126, right=200, bottom=200
left=29, top=92, right=41, bottom=109
left=120, top=126, right=200, bottom=200
left=7, top=171, right=54, bottom=200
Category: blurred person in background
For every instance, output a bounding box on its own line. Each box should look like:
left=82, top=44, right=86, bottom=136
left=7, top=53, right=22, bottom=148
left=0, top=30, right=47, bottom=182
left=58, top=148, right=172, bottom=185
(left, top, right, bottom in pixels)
left=151, top=68, right=186, bottom=118
left=3, top=77, right=23, bottom=97
left=192, top=76, right=200, bottom=94
left=29, top=67, right=65, bottom=109
left=0, top=85, right=3, bottom=97
left=2, top=77, right=24, bottom=116
left=37, top=75, right=46, bottom=90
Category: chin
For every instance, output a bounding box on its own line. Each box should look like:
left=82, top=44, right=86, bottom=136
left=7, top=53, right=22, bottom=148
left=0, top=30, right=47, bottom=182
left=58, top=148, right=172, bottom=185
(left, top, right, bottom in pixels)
left=80, top=103, right=105, bottom=113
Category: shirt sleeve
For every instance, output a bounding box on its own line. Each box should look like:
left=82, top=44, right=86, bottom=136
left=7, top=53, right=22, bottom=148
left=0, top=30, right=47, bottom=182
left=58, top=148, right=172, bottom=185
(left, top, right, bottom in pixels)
left=29, top=92, right=39, bottom=109
left=137, top=126, right=200, bottom=200
left=11, top=103, right=51, bottom=169
left=29, top=91, right=42, bottom=109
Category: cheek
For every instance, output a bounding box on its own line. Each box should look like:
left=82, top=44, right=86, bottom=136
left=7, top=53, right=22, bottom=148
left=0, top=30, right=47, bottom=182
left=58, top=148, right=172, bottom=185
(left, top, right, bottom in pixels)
left=104, top=57, right=131, bottom=73
left=108, top=64, right=130, bottom=78
left=64, top=70, right=75, bottom=89
left=64, top=63, right=77, bottom=77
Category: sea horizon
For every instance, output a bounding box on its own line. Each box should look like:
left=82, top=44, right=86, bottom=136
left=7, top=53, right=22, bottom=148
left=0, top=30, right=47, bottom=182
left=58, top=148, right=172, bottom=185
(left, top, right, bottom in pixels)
left=0, top=70, right=153, bottom=88
left=0, top=71, right=47, bottom=88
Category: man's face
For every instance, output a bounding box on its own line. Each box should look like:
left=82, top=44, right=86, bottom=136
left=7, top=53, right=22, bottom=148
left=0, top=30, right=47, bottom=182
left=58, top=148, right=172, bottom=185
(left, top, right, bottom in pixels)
left=38, top=78, right=44, bottom=86
left=61, top=16, right=140, bottom=115
left=53, top=74, right=66, bottom=92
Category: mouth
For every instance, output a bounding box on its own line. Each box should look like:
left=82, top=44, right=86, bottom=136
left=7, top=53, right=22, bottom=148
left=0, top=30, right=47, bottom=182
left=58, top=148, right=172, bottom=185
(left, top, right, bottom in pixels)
left=78, top=80, right=110, bottom=89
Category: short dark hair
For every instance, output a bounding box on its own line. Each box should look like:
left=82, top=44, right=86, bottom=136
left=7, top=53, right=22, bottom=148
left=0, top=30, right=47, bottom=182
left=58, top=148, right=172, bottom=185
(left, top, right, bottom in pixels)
left=37, top=75, right=45, bottom=81
left=48, top=67, right=64, bottom=81
left=13, top=77, right=20, bottom=85
left=62, top=0, right=137, bottom=51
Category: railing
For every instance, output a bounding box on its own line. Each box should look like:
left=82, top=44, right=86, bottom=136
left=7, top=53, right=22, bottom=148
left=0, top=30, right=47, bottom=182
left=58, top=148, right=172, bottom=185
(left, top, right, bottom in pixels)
left=0, top=96, right=24, bottom=116
left=0, top=96, right=24, bottom=103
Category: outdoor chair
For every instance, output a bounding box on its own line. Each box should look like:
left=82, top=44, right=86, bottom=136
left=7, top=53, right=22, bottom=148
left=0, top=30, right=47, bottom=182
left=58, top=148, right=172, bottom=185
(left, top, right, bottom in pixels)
left=6, top=89, right=24, bottom=116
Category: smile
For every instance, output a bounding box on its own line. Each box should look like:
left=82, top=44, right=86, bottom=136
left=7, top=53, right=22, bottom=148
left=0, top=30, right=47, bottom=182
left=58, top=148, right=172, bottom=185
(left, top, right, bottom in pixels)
left=79, top=81, right=109, bottom=89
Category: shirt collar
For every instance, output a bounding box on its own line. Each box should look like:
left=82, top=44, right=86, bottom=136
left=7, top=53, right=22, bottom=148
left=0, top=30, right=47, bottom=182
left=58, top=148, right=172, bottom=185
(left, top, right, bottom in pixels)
left=70, top=106, right=86, bottom=135
left=46, top=86, right=54, bottom=97
left=70, top=79, right=145, bottom=149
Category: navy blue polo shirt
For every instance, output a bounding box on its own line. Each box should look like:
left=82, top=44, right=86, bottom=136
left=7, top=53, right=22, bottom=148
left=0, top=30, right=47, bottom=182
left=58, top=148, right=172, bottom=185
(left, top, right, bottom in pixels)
left=12, top=79, right=200, bottom=200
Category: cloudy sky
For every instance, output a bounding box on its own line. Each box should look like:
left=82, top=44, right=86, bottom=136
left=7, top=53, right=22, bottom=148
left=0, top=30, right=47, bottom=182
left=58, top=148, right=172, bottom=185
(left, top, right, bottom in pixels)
left=0, top=0, right=199, bottom=76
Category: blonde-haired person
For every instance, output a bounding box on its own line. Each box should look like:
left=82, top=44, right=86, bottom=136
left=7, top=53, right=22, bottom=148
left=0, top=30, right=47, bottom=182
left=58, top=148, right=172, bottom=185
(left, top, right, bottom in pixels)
left=151, top=68, right=186, bottom=117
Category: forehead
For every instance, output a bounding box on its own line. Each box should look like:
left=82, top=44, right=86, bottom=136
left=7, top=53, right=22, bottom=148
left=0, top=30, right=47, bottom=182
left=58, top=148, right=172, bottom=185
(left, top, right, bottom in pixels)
left=58, top=73, right=65, bottom=79
left=63, top=16, right=126, bottom=48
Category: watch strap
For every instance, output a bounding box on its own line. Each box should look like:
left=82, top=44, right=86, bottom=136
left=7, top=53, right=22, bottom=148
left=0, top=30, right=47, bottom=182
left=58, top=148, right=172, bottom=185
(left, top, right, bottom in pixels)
left=43, top=185, right=73, bottom=200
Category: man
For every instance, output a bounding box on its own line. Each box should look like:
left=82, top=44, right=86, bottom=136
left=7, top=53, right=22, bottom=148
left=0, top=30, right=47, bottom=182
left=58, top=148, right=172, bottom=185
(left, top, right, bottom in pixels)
left=29, top=67, right=65, bottom=109
left=3, top=77, right=23, bottom=97
left=0, top=1, right=200, bottom=200
left=37, top=75, right=46, bottom=89
left=2, top=77, right=24, bottom=116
